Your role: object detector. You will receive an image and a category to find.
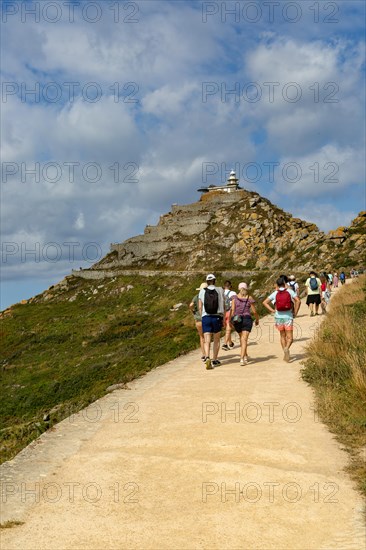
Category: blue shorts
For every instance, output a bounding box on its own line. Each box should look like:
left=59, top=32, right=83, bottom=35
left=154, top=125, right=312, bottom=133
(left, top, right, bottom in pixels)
left=202, top=315, right=223, bottom=334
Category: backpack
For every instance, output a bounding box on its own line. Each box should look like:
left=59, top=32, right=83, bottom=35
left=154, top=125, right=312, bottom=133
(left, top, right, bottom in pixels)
left=224, top=290, right=232, bottom=312
left=204, top=288, right=219, bottom=314
left=276, top=289, right=293, bottom=311
left=340, top=272, right=345, bottom=281
left=289, top=281, right=297, bottom=293
left=309, top=277, right=318, bottom=291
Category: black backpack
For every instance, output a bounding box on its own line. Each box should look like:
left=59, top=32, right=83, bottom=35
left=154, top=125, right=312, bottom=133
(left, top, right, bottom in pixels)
left=204, top=288, right=219, bottom=314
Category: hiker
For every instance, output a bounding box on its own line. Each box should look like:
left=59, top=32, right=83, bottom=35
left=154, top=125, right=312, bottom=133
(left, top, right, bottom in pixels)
left=320, top=276, right=331, bottom=314
left=189, top=282, right=207, bottom=362
left=333, top=272, right=339, bottom=288
left=340, top=271, right=346, bottom=285
left=288, top=275, right=299, bottom=296
left=327, top=272, right=333, bottom=288
left=198, top=274, right=225, bottom=370
left=222, top=280, right=236, bottom=351
left=230, top=283, right=259, bottom=365
left=305, top=271, right=322, bottom=316
left=263, top=276, right=301, bottom=362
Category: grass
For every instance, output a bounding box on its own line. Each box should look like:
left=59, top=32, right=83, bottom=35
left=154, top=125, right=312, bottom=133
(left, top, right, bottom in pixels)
left=301, top=276, right=366, bottom=495
left=0, top=275, right=201, bottom=462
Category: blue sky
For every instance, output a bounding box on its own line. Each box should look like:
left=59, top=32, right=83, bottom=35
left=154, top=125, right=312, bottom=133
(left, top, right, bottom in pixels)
left=1, top=0, right=365, bottom=309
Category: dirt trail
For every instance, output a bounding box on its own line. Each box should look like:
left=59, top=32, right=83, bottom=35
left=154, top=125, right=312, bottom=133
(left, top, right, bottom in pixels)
left=1, top=295, right=364, bottom=550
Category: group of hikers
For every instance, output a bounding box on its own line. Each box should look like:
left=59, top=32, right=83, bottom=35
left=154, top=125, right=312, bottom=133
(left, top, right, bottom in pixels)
left=189, top=270, right=344, bottom=370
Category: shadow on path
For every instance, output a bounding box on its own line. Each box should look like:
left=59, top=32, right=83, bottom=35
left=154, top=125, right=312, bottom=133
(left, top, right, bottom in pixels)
left=249, top=354, right=278, bottom=364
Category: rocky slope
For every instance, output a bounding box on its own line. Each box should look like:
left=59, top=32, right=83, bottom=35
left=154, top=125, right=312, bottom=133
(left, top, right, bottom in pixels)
left=95, top=190, right=366, bottom=273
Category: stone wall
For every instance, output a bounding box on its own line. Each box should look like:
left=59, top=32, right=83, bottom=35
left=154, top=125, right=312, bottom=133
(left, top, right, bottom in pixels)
left=72, top=269, right=257, bottom=280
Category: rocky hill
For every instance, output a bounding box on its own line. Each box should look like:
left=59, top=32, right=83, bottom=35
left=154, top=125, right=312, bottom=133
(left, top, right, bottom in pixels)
left=94, top=189, right=365, bottom=274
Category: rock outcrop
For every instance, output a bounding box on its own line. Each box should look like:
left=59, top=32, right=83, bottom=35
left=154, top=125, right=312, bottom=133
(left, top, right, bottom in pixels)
left=93, top=192, right=365, bottom=273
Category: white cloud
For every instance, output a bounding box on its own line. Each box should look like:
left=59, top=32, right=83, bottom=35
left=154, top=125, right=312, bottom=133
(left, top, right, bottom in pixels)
left=290, top=203, right=358, bottom=233
left=275, top=144, right=365, bottom=197
left=246, top=38, right=338, bottom=85
left=143, top=83, right=199, bottom=116
left=74, top=212, right=85, bottom=230
left=243, top=38, right=365, bottom=155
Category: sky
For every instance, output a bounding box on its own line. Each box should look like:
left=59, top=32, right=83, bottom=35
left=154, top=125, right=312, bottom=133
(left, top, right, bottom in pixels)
left=1, top=0, right=365, bottom=310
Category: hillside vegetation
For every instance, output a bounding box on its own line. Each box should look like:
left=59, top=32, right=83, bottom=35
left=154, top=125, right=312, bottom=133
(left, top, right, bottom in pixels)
left=302, top=277, right=366, bottom=495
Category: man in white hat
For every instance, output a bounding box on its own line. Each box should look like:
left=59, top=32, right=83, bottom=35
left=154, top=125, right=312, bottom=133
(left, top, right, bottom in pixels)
left=198, top=274, right=225, bottom=370
left=189, top=282, right=207, bottom=362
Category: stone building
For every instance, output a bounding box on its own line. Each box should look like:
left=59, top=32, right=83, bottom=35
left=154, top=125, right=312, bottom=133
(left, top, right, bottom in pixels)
left=197, top=170, right=242, bottom=193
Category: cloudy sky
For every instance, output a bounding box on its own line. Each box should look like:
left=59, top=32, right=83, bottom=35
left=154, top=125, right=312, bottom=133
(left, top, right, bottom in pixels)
left=1, top=0, right=365, bottom=309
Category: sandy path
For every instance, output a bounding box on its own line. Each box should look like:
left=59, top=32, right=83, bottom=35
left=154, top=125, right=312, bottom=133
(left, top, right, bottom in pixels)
left=1, top=296, right=364, bottom=550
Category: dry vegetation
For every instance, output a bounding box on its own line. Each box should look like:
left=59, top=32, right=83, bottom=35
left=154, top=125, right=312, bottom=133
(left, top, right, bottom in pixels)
left=302, top=276, right=366, bottom=495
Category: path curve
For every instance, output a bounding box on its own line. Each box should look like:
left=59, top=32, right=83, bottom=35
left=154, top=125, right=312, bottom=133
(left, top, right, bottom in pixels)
left=1, top=295, right=364, bottom=549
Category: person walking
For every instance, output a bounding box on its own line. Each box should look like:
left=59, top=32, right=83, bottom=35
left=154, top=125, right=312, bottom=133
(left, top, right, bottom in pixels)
left=288, top=275, right=299, bottom=296
left=340, top=271, right=346, bottom=285
left=198, top=274, right=225, bottom=370
left=189, top=282, right=207, bottom=362
left=320, top=276, right=331, bottom=314
left=305, top=271, right=322, bottom=316
left=263, top=276, right=301, bottom=362
left=333, top=272, right=339, bottom=288
left=230, top=283, right=259, bottom=365
left=222, top=280, right=236, bottom=351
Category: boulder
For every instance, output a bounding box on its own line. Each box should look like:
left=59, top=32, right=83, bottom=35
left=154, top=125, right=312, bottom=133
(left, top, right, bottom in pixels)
left=106, top=383, right=130, bottom=392
left=256, top=255, right=269, bottom=268
left=170, top=303, right=184, bottom=311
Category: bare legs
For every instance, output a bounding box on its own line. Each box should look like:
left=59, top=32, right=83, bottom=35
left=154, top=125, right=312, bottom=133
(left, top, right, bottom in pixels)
left=309, top=301, right=320, bottom=316
left=224, top=319, right=234, bottom=347
left=239, top=331, right=250, bottom=361
left=204, top=332, right=221, bottom=360
left=195, top=321, right=205, bottom=357
left=279, top=329, right=293, bottom=362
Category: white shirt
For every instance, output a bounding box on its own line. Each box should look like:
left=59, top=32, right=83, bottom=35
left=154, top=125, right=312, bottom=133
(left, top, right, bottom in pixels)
left=199, top=285, right=224, bottom=316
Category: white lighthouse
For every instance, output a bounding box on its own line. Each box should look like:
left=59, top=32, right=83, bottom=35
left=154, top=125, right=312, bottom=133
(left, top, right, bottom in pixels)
left=197, top=170, right=242, bottom=193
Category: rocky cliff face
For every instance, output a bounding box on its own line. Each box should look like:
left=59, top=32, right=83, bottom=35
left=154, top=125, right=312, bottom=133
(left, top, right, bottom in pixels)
left=97, top=190, right=365, bottom=273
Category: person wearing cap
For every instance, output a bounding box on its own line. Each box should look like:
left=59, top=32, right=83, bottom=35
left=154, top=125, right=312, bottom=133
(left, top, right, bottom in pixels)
left=230, top=282, right=259, bottom=365
left=288, top=275, right=299, bottom=296
left=189, top=282, right=207, bottom=362
left=198, top=274, right=225, bottom=370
